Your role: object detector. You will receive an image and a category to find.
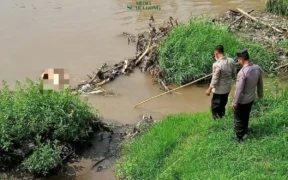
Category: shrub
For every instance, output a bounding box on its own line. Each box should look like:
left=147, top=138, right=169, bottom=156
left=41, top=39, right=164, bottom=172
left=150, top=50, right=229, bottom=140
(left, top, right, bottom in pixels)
left=266, top=0, right=288, bottom=16
left=158, top=19, right=278, bottom=85
left=23, top=139, right=62, bottom=175
left=0, top=79, right=99, bottom=175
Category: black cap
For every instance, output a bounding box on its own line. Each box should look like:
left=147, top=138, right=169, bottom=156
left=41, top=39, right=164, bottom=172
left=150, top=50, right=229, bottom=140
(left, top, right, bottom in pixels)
left=236, top=49, right=249, bottom=60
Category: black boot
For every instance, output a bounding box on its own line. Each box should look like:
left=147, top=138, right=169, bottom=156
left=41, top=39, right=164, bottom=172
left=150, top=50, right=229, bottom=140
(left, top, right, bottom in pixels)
left=245, top=128, right=253, bottom=135
left=233, top=137, right=244, bottom=144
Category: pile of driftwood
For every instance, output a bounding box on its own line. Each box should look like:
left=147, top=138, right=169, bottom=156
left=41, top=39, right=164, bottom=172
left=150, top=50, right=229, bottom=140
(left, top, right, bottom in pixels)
left=73, top=8, right=288, bottom=95
left=72, top=16, right=178, bottom=94
left=215, top=8, right=288, bottom=72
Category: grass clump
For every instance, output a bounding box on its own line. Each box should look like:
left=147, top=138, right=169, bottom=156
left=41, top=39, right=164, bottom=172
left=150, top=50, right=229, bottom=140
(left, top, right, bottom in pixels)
left=158, top=19, right=278, bottom=85
left=266, top=0, right=288, bottom=16
left=278, top=40, right=288, bottom=48
left=116, top=82, right=288, bottom=179
left=0, top=79, right=99, bottom=175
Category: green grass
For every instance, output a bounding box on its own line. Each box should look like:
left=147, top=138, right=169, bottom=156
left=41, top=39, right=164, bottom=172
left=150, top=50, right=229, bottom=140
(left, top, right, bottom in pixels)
left=158, top=19, right=278, bottom=85
left=278, top=40, right=288, bottom=48
left=0, top=79, right=100, bottom=175
left=116, top=81, right=288, bottom=180
left=266, top=0, right=288, bottom=16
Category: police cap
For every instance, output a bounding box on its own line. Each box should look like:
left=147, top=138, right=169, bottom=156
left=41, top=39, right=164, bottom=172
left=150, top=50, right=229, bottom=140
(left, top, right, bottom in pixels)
left=236, top=49, right=249, bottom=60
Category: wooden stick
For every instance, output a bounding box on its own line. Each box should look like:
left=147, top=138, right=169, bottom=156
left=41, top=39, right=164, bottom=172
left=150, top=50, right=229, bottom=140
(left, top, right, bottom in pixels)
left=227, top=9, right=254, bottom=29
left=97, top=78, right=110, bottom=86
left=160, top=79, right=170, bottom=92
left=275, top=62, right=288, bottom=70
left=133, top=73, right=212, bottom=108
left=135, top=37, right=152, bottom=65
left=87, top=63, right=106, bottom=84
left=236, top=8, right=283, bottom=33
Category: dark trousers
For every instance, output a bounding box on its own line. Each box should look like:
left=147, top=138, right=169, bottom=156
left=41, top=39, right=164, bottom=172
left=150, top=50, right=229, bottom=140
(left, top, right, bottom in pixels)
left=234, top=101, right=254, bottom=139
left=211, top=93, right=229, bottom=120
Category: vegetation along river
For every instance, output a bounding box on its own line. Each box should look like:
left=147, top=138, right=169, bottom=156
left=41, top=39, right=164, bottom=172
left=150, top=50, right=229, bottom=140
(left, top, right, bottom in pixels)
left=0, top=0, right=268, bottom=179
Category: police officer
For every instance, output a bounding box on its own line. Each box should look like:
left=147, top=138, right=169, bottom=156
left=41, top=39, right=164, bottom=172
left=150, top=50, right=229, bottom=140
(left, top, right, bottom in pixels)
left=232, top=49, right=263, bottom=143
left=206, top=45, right=236, bottom=120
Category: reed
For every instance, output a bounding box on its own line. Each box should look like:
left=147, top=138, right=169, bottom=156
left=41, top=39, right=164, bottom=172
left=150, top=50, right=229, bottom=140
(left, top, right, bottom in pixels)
left=266, top=0, right=288, bottom=16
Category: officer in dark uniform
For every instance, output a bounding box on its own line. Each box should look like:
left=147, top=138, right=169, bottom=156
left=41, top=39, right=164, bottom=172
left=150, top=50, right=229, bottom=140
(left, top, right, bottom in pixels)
left=232, top=50, right=264, bottom=143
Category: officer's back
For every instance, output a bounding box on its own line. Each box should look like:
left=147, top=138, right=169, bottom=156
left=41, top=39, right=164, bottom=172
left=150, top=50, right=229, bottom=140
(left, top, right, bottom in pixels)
left=212, top=57, right=235, bottom=94
left=237, top=63, right=262, bottom=104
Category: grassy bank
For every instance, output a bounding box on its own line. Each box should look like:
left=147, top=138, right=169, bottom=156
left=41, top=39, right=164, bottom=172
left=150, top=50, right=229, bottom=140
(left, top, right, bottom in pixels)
left=0, top=80, right=100, bottom=175
left=266, top=0, right=288, bottom=16
left=158, top=19, right=278, bottom=85
left=116, top=81, right=288, bottom=179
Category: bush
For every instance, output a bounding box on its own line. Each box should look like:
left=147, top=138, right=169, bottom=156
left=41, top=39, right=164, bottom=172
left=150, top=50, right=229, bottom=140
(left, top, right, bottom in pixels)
left=266, top=0, right=288, bottom=16
left=158, top=19, right=278, bottom=85
left=0, top=79, right=100, bottom=175
left=23, top=139, right=62, bottom=175
left=116, top=82, right=288, bottom=179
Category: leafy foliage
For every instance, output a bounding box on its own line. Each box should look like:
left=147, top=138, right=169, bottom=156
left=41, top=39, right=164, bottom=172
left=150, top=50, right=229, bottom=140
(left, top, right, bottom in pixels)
left=266, top=0, right=288, bottom=16
left=158, top=19, right=278, bottom=85
left=117, top=81, right=288, bottom=179
left=23, top=139, right=62, bottom=175
left=0, top=79, right=99, bottom=175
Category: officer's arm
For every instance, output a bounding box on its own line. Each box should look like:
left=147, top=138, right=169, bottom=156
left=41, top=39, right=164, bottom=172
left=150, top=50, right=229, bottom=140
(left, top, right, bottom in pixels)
left=233, top=71, right=245, bottom=106
left=209, top=65, right=221, bottom=89
left=257, top=70, right=264, bottom=98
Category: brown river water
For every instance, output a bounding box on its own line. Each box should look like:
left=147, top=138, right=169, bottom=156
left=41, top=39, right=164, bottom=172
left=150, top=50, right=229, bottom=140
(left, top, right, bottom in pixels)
left=0, top=0, right=265, bottom=179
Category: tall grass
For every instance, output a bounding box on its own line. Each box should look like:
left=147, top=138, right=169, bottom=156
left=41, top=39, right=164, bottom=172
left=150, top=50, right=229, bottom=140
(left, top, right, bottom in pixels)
left=266, top=0, right=288, bottom=16
left=0, top=79, right=99, bottom=175
left=158, top=19, right=278, bottom=85
left=116, top=82, right=288, bottom=179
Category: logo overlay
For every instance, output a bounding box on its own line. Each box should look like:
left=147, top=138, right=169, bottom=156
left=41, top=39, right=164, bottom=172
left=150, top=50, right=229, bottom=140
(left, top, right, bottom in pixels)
left=127, top=1, right=161, bottom=10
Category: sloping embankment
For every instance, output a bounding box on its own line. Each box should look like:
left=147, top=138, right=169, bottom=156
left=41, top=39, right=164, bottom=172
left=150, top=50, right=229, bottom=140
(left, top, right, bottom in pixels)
left=116, top=80, right=288, bottom=180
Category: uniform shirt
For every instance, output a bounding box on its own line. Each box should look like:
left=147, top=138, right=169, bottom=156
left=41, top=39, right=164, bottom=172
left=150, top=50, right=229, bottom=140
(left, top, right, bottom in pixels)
left=232, top=63, right=264, bottom=105
left=210, top=57, right=236, bottom=94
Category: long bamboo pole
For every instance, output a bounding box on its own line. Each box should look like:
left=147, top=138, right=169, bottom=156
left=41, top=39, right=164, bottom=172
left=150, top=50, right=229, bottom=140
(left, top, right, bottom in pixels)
left=133, top=73, right=212, bottom=108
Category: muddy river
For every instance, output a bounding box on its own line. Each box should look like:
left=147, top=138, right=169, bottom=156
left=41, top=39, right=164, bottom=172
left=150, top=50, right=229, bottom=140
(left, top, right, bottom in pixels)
left=0, top=0, right=265, bottom=179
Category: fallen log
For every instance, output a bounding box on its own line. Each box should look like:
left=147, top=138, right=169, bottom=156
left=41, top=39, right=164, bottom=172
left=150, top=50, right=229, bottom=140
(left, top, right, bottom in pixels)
left=236, top=8, right=283, bottom=33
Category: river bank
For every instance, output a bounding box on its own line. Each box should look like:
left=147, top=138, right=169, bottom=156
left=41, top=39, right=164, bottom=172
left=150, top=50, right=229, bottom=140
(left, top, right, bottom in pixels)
left=66, top=8, right=287, bottom=180
left=0, top=1, right=287, bottom=179
left=114, top=8, right=288, bottom=180
left=117, top=80, right=288, bottom=180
